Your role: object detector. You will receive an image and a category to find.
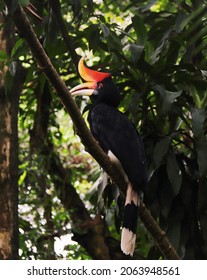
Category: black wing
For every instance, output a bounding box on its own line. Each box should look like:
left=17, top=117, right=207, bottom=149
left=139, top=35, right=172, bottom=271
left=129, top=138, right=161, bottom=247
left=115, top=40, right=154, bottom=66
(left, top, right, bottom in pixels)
left=88, top=103, right=147, bottom=191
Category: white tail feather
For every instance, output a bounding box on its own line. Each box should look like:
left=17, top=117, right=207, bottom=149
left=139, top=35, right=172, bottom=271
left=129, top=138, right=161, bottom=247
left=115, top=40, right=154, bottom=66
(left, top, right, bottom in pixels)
left=121, top=228, right=136, bottom=256
left=106, top=150, right=140, bottom=256
left=125, top=182, right=140, bottom=206
left=121, top=182, right=140, bottom=256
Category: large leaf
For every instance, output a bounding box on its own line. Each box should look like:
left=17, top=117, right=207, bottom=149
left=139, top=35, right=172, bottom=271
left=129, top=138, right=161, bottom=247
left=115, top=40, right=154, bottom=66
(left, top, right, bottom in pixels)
left=167, top=219, right=181, bottom=251
left=132, top=15, right=147, bottom=47
left=130, top=43, right=144, bottom=64
left=197, top=138, right=207, bottom=177
left=100, top=24, right=122, bottom=51
left=191, top=108, right=205, bottom=138
left=167, top=152, right=182, bottom=196
left=153, top=136, right=171, bottom=167
left=154, top=85, right=182, bottom=115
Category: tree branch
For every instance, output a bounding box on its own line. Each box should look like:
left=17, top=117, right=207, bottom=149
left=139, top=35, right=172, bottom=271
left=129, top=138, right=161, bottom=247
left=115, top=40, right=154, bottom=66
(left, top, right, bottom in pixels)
left=7, top=3, right=180, bottom=260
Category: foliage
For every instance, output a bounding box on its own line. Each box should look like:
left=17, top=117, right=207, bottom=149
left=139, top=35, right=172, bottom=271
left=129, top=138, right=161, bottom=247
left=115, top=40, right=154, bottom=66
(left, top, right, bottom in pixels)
left=1, top=0, right=207, bottom=259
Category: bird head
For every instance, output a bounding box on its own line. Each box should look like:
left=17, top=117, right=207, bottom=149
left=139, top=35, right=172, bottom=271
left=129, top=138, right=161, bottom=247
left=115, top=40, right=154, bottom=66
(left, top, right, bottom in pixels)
left=70, top=57, right=120, bottom=107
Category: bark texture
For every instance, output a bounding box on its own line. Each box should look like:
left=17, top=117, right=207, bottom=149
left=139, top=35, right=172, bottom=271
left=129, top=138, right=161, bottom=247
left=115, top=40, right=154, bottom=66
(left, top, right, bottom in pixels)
left=0, top=13, right=25, bottom=259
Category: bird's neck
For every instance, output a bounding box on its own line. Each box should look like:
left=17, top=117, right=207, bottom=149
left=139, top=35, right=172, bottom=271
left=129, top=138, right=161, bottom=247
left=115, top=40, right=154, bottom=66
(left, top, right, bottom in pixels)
left=91, top=94, right=120, bottom=108
left=92, top=101, right=118, bottom=110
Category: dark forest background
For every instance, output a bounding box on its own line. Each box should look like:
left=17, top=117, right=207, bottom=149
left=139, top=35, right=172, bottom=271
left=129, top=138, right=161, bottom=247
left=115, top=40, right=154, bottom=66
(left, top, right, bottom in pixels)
left=0, top=0, right=207, bottom=259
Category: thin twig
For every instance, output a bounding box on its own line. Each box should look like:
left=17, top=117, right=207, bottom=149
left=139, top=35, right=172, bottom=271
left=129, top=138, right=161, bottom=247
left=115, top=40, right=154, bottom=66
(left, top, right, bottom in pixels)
left=48, top=0, right=79, bottom=69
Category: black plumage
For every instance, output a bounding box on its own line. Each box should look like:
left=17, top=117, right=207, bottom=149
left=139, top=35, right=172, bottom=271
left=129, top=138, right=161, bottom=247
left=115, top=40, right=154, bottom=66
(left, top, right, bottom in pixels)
left=71, top=59, right=148, bottom=256
left=88, top=77, right=147, bottom=192
left=88, top=101, right=147, bottom=191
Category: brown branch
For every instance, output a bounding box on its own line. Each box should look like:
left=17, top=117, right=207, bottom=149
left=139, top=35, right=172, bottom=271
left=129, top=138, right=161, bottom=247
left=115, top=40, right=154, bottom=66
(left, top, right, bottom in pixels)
left=6, top=3, right=180, bottom=260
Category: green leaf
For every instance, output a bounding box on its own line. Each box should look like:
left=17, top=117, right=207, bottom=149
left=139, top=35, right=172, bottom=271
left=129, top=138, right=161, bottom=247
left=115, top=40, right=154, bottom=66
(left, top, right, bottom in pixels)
left=150, top=27, right=174, bottom=64
left=197, top=138, right=207, bottom=177
left=167, top=152, right=182, bottom=196
left=130, top=43, right=144, bottom=64
left=18, top=0, right=30, bottom=6
left=162, top=90, right=182, bottom=114
left=100, top=23, right=110, bottom=37
left=167, top=219, right=181, bottom=251
left=154, top=85, right=182, bottom=114
left=72, top=0, right=81, bottom=19
left=191, top=108, right=205, bottom=138
left=132, top=15, right=147, bottom=46
left=11, top=38, right=24, bottom=58
left=0, top=50, right=7, bottom=62
left=153, top=136, right=171, bottom=167
left=100, top=24, right=122, bottom=51
left=18, top=170, right=27, bottom=186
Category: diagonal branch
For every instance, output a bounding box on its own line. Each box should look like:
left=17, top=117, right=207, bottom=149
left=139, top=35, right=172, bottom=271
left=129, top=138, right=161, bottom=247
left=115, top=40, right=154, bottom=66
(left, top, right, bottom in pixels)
left=6, top=3, right=180, bottom=260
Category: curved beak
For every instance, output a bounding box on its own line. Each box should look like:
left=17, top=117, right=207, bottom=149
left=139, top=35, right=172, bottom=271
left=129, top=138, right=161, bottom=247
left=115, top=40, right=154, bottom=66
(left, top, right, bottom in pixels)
left=70, top=81, right=97, bottom=97
left=70, top=57, right=110, bottom=97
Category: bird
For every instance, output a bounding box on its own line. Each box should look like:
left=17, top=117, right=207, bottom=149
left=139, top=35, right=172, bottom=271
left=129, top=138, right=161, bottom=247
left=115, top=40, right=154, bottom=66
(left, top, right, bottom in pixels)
left=70, top=57, right=147, bottom=256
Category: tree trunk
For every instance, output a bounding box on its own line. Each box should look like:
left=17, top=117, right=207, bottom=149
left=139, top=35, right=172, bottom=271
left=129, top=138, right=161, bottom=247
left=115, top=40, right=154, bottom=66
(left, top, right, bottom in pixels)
left=0, top=13, right=24, bottom=259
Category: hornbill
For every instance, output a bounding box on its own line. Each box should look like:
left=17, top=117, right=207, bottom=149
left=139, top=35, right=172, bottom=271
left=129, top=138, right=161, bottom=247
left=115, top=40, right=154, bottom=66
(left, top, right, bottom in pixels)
left=70, top=58, right=147, bottom=256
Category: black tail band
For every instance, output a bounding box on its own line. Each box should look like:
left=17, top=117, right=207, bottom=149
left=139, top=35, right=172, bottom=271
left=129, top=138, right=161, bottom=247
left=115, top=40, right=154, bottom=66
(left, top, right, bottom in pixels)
left=123, top=202, right=139, bottom=234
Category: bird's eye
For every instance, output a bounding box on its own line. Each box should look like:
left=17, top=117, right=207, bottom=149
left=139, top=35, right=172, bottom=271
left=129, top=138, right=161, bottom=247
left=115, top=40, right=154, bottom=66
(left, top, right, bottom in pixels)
left=98, top=83, right=103, bottom=89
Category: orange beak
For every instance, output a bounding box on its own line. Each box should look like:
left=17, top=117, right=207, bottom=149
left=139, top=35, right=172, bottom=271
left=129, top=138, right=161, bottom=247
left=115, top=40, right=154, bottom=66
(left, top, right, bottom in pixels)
left=70, top=57, right=110, bottom=96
